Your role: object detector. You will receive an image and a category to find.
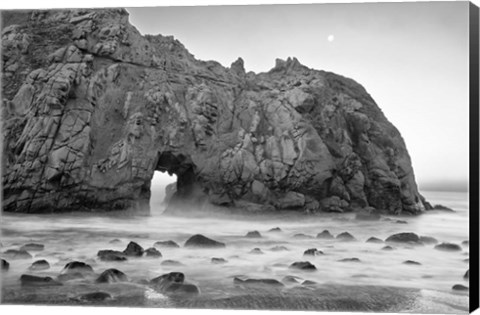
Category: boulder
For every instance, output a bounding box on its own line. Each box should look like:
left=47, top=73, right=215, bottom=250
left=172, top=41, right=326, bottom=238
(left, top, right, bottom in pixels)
left=123, top=241, right=144, bottom=256
left=184, top=234, right=225, bottom=248
left=154, top=240, right=180, bottom=248
left=316, top=230, right=334, bottom=239
left=1, top=259, right=10, bottom=271
left=293, top=233, right=314, bottom=239
left=62, top=261, right=94, bottom=274
left=464, top=270, right=469, bottom=280
left=150, top=272, right=199, bottom=295
left=268, top=227, right=282, bottom=233
left=382, top=246, right=395, bottom=251
left=336, top=232, right=356, bottom=241
left=3, top=249, right=32, bottom=259
left=29, top=259, right=50, bottom=271
left=403, top=260, right=421, bottom=265
left=452, top=284, right=469, bottom=291
left=282, top=275, right=301, bottom=284
left=303, top=248, right=324, bottom=256
left=434, top=243, right=462, bottom=252
left=366, top=237, right=383, bottom=244
left=419, top=236, right=438, bottom=245
left=211, top=257, right=227, bottom=264
left=385, top=232, right=421, bottom=244
left=233, top=277, right=284, bottom=288
left=338, top=258, right=361, bottom=262
left=462, top=240, right=469, bottom=246
left=302, top=280, right=318, bottom=286
left=145, top=247, right=162, bottom=257
left=20, top=274, right=62, bottom=286
left=245, top=231, right=262, bottom=238
left=289, top=261, right=316, bottom=271
left=20, top=243, right=44, bottom=251
left=161, top=260, right=184, bottom=266
left=249, top=248, right=264, bottom=255
left=109, top=239, right=122, bottom=244
left=97, top=250, right=127, bottom=261
left=96, top=269, right=127, bottom=283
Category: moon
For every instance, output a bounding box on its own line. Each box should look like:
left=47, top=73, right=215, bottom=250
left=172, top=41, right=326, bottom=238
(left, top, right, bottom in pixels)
left=327, top=35, right=335, bottom=42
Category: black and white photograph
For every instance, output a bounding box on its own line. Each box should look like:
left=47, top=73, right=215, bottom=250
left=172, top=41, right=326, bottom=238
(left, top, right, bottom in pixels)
left=0, top=0, right=478, bottom=314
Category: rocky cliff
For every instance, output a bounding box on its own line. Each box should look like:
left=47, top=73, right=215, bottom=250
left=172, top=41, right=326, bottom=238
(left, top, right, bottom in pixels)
left=1, top=8, right=428, bottom=214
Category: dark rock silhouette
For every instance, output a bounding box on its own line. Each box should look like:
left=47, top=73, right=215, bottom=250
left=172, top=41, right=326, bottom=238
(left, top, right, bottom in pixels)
left=1, top=8, right=428, bottom=215
left=20, top=274, right=62, bottom=286
left=154, top=240, right=180, bottom=248
left=289, top=261, right=316, bottom=270
left=385, top=232, right=421, bottom=244
left=97, top=250, right=127, bottom=261
left=1, top=259, right=10, bottom=271
left=29, top=259, right=50, bottom=270
left=96, top=268, right=127, bottom=283
left=184, top=234, right=225, bottom=248
left=123, top=241, right=144, bottom=256
left=434, top=243, right=462, bottom=252
left=62, top=261, right=94, bottom=274
left=317, top=230, right=334, bottom=239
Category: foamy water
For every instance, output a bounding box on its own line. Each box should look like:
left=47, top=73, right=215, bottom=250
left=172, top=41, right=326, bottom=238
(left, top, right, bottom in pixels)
left=0, top=191, right=469, bottom=312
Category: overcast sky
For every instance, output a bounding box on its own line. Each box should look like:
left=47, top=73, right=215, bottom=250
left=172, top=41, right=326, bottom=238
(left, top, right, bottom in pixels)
left=127, top=2, right=469, bottom=192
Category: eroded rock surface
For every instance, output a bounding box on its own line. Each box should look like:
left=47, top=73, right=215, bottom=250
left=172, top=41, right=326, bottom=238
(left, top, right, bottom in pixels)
left=2, top=8, right=427, bottom=215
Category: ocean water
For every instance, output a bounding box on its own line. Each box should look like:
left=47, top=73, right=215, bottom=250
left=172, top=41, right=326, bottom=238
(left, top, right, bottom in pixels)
left=0, top=191, right=470, bottom=312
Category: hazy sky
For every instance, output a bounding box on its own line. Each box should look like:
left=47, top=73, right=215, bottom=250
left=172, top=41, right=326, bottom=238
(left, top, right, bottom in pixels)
left=128, top=2, right=469, bottom=191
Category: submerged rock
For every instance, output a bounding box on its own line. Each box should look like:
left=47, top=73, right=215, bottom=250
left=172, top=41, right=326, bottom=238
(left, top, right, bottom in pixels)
left=3, top=249, right=32, bottom=259
left=233, top=277, right=284, bottom=288
left=462, top=240, right=469, bottom=246
left=302, top=280, right=318, bottom=286
left=109, top=239, right=122, bottom=244
left=432, top=204, right=454, bottom=212
left=97, top=250, right=127, bottom=261
left=434, top=243, right=462, bottom=252
left=452, top=284, right=469, bottom=291
left=78, top=292, right=112, bottom=302
left=96, top=269, right=127, bottom=283
left=293, top=233, right=314, bottom=239
left=62, top=261, right=94, bottom=274
left=464, top=270, right=469, bottom=279
left=303, top=248, right=324, bottom=256
left=150, top=272, right=199, bottom=295
left=249, top=248, right=264, bottom=255
left=20, top=274, right=62, bottom=286
left=419, top=236, right=438, bottom=245
left=20, top=243, right=44, bottom=251
left=316, top=230, right=334, bottom=239
left=1, top=9, right=428, bottom=217
left=245, top=231, right=262, bottom=238
left=336, top=232, right=356, bottom=241
left=338, top=258, right=361, bottom=262
left=366, top=237, right=383, bottom=244
left=1, top=259, right=10, bottom=271
left=161, top=260, right=184, bottom=266
left=289, top=261, right=316, bottom=271
left=268, top=227, right=282, bottom=233
left=123, top=241, right=144, bottom=256
left=381, top=246, right=395, bottom=251
left=184, top=234, right=225, bottom=248
left=385, top=232, right=421, bottom=244
left=403, top=260, right=421, bottom=265
left=29, top=259, right=50, bottom=271
left=211, top=257, right=227, bottom=264
left=282, top=275, right=301, bottom=284
left=145, top=247, right=162, bottom=257
left=270, top=246, right=289, bottom=252
left=154, top=240, right=180, bottom=248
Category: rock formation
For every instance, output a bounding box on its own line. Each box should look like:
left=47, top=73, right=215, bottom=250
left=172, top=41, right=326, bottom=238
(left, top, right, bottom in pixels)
left=1, top=8, right=428, bottom=214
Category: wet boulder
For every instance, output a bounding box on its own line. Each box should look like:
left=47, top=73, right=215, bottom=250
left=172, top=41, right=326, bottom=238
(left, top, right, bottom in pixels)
left=268, top=227, right=282, bottom=233
left=366, top=237, right=383, bottom=244
left=432, top=204, right=454, bottom=212
left=419, top=236, right=438, bottom=245
left=29, top=259, right=50, bottom=271
left=338, top=258, right=361, bottom=262
left=184, top=234, right=226, bottom=248
left=249, top=248, right=264, bottom=255
left=161, top=260, right=184, bottom=266
left=62, top=261, right=94, bottom=274
left=154, top=240, right=180, bottom=248
left=233, top=277, right=284, bottom=288
left=395, top=220, right=408, bottom=224
left=1, top=259, right=9, bottom=271
left=3, top=249, right=32, bottom=259
left=96, top=268, right=128, bottom=283
left=302, top=280, right=318, bottom=286
left=403, top=260, right=421, bottom=265
left=452, top=284, right=469, bottom=291
left=464, top=270, right=469, bottom=279
left=303, top=248, right=323, bottom=256
left=78, top=292, right=112, bottom=302
left=316, top=230, right=334, bottom=239
left=289, top=261, right=317, bottom=270
left=245, top=231, right=262, bottom=238
left=123, top=241, right=144, bottom=257
left=145, top=247, right=162, bottom=257
left=150, top=272, right=199, bottom=296
left=336, top=232, right=356, bottom=241
left=385, top=232, right=421, bottom=244
left=282, top=275, right=301, bottom=284
left=382, top=245, right=395, bottom=251
left=293, top=233, right=314, bottom=239
left=434, top=243, right=462, bottom=252
left=97, top=250, right=127, bottom=261
left=20, top=243, right=44, bottom=251
left=211, top=257, right=227, bottom=264
left=20, top=274, right=62, bottom=286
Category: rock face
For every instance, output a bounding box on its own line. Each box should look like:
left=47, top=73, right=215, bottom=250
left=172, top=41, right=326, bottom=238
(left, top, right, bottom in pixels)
left=2, top=8, right=427, bottom=215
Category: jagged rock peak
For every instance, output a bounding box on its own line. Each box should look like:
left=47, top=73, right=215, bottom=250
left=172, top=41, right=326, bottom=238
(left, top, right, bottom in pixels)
left=1, top=8, right=428, bottom=215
